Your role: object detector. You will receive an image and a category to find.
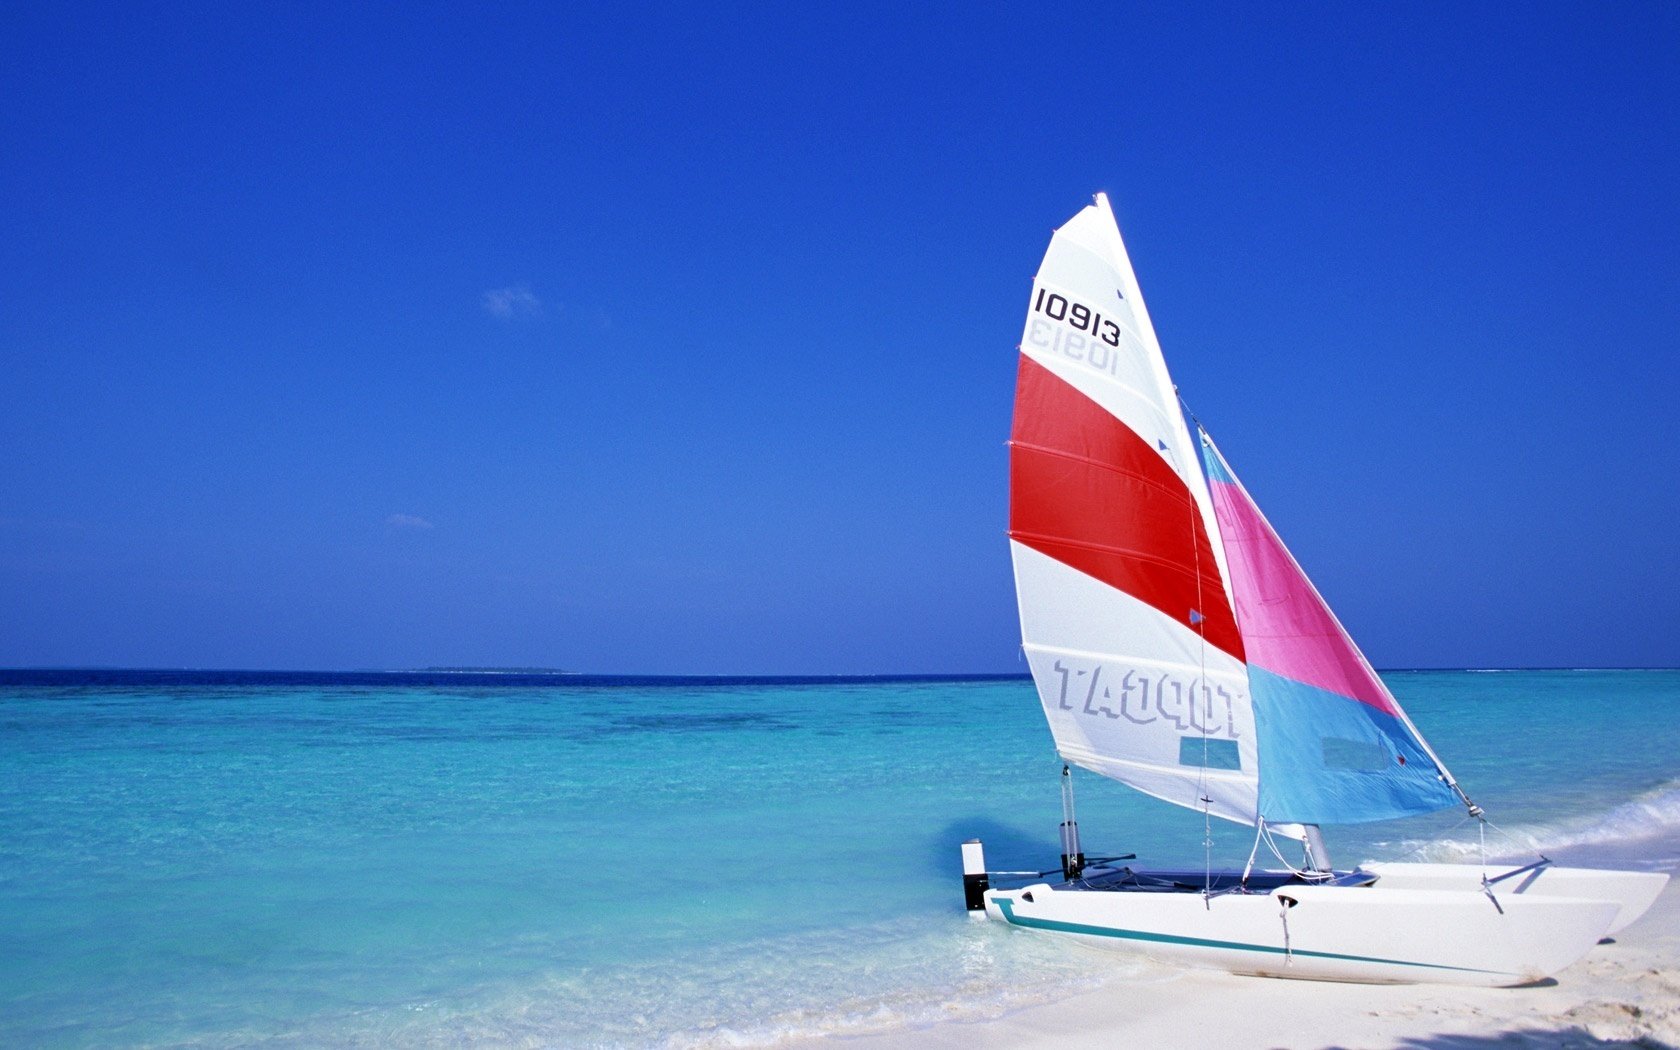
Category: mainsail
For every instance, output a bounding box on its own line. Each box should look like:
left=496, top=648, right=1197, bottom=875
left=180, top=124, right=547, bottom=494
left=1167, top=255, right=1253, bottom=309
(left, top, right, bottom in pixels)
left=1009, top=194, right=1259, bottom=825
left=1198, top=433, right=1461, bottom=824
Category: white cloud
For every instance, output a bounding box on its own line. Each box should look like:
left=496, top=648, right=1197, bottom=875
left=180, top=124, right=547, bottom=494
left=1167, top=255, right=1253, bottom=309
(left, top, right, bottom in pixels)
left=386, top=513, right=435, bottom=530
left=482, top=284, right=542, bottom=319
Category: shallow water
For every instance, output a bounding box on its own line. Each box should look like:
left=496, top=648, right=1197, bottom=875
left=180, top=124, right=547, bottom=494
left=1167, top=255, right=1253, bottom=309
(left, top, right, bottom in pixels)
left=2, top=669, right=1676, bottom=1046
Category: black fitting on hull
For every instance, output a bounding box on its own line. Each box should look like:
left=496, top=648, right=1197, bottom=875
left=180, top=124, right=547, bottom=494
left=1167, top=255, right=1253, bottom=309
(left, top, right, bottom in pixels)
left=961, top=839, right=989, bottom=911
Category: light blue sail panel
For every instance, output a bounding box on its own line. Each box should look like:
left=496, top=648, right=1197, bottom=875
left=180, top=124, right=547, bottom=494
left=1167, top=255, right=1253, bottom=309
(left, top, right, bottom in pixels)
left=1250, top=668, right=1459, bottom=824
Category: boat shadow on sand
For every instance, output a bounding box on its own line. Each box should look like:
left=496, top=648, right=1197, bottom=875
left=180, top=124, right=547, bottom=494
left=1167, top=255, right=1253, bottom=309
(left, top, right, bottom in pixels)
left=1383, top=1028, right=1674, bottom=1049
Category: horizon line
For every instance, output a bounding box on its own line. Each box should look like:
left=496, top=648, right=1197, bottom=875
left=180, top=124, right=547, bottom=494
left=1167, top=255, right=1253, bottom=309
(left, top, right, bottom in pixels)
left=3, top=664, right=1678, bottom=678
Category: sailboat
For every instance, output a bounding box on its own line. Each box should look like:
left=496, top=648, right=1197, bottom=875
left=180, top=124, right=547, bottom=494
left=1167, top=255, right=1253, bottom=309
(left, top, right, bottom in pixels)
left=962, top=193, right=1667, bottom=986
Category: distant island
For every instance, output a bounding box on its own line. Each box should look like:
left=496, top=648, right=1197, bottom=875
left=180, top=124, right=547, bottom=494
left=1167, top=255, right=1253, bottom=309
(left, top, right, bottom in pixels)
left=414, top=666, right=574, bottom=674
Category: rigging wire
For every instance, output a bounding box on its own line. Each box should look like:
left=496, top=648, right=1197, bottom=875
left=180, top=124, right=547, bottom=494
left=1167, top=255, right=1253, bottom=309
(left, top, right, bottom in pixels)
left=1182, top=413, right=1214, bottom=904
left=1187, top=410, right=1277, bottom=895
left=1475, top=811, right=1540, bottom=857
left=1389, top=813, right=1475, bottom=864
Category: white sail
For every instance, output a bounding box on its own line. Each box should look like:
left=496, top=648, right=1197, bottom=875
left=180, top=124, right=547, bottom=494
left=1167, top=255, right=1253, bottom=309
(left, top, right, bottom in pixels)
left=1009, top=195, right=1257, bottom=825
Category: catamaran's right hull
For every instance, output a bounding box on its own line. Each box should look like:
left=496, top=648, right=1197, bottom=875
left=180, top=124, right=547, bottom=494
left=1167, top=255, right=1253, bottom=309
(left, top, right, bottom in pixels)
left=1360, top=862, right=1668, bottom=935
left=984, top=882, right=1619, bottom=986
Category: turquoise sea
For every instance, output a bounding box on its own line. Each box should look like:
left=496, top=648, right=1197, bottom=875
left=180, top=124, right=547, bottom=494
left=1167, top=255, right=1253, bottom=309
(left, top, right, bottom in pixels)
left=3, top=669, right=1678, bottom=1047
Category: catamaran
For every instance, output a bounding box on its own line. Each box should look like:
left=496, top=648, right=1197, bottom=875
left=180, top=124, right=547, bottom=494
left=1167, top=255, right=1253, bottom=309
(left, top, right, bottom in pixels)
left=960, top=193, right=1666, bottom=986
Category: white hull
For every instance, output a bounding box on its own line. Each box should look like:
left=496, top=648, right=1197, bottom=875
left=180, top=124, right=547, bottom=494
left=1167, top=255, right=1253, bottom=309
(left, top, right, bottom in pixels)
left=1361, top=861, right=1668, bottom=935
left=983, top=881, right=1619, bottom=986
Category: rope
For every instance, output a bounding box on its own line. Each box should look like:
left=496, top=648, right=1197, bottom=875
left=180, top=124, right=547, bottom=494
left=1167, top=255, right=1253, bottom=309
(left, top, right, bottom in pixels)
left=1260, top=823, right=1335, bottom=882
left=1279, top=896, right=1297, bottom=963
left=1241, top=820, right=1264, bottom=885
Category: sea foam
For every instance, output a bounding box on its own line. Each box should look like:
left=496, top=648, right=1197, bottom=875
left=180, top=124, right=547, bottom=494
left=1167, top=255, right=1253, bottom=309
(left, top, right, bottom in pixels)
left=1391, top=778, right=1680, bottom=867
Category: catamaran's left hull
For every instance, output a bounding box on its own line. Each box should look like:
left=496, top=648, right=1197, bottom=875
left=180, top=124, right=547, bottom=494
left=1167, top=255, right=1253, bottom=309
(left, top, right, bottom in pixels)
left=983, top=881, right=1618, bottom=986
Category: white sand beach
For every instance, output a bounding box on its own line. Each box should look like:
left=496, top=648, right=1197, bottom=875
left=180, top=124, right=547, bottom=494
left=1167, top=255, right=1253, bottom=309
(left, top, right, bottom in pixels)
left=828, top=878, right=1680, bottom=1050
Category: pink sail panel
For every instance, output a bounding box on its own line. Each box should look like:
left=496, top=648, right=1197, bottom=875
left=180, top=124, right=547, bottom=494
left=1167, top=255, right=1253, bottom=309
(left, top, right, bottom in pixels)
left=1203, top=446, right=1398, bottom=716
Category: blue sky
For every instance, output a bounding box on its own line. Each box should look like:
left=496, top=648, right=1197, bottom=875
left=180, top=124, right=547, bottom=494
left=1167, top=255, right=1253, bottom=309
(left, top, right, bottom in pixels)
left=3, top=4, right=1676, bottom=672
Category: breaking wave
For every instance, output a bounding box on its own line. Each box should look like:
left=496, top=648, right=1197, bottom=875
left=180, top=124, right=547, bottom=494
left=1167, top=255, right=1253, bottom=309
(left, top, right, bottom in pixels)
left=1392, top=779, right=1680, bottom=866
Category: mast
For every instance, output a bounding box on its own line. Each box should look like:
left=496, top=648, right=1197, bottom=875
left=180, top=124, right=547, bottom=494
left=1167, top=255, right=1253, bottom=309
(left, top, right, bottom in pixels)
left=1059, top=764, right=1084, bottom=879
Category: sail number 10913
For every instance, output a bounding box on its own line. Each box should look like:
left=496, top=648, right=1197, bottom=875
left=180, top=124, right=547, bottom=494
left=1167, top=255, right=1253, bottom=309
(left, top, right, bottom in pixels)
left=1033, top=287, right=1122, bottom=347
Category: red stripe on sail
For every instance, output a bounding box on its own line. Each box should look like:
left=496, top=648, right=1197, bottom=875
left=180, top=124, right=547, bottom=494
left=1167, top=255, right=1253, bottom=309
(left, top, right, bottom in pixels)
left=1009, top=354, right=1244, bottom=661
